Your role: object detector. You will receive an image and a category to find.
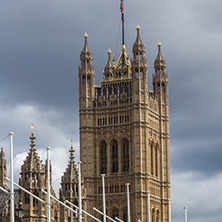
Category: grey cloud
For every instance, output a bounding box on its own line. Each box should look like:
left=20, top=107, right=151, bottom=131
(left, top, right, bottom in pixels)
left=0, top=0, right=222, bottom=221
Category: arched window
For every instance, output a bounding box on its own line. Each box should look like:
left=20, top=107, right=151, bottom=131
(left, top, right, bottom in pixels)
left=112, top=208, right=119, bottom=220
left=111, top=140, right=118, bottom=173
left=122, top=139, right=129, bottom=172
left=101, top=141, right=107, bottom=174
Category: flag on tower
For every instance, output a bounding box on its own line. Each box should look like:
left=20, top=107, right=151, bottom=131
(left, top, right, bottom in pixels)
left=120, top=0, right=124, bottom=23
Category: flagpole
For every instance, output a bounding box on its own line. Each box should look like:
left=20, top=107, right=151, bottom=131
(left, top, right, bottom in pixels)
left=184, top=206, right=187, bottom=222
left=122, top=20, right=124, bottom=45
left=9, top=132, right=14, bottom=222
left=126, top=183, right=130, bottom=222
left=120, top=0, right=125, bottom=66
left=101, top=174, right=106, bottom=222
left=78, top=161, right=82, bottom=222
left=46, top=147, right=51, bottom=222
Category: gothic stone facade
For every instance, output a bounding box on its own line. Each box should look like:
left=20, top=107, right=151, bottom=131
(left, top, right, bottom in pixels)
left=79, top=25, right=170, bottom=222
left=0, top=135, right=80, bottom=222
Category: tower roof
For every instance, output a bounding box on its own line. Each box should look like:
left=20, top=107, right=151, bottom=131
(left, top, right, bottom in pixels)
left=21, top=126, right=44, bottom=172
left=115, top=44, right=131, bottom=70
left=133, top=24, right=145, bottom=53
left=61, top=138, right=78, bottom=183
left=154, top=41, right=166, bottom=68
left=80, top=32, right=92, bottom=60
left=103, top=48, right=113, bottom=78
left=102, top=44, right=131, bottom=84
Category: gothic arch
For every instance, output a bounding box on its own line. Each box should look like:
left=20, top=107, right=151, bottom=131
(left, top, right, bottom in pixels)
left=119, top=133, right=130, bottom=143
left=109, top=135, right=119, bottom=143
left=97, top=136, right=109, bottom=145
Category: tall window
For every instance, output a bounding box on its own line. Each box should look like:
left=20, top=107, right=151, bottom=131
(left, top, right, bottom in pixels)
left=122, top=139, right=129, bottom=172
left=101, top=141, right=107, bottom=174
left=111, top=140, right=118, bottom=173
left=156, top=145, right=159, bottom=177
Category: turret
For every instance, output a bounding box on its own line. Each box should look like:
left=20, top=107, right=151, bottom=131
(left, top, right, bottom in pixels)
left=0, top=148, right=9, bottom=190
left=132, top=24, right=148, bottom=94
left=103, top=48, right=113, bottom=80
left=153, top=41, right=168, bottom=97
left=79, top=32, right=95, bottom=109
left=60, top=138, right=80, bottom=222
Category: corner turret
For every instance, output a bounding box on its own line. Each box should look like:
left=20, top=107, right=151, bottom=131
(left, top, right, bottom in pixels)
left=103, top=49, right=113, bottom=80
left=153, top=41, right=168, bottom=95
left=132, top=25, right=148, bottom=93
left=79, top=32, right=95, bottom=109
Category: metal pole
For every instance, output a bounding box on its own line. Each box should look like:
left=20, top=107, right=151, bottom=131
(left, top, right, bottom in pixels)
left=66, top=200, right=101, bottom=222
left=78, top=161, right=82, bottom=222
left=147, top=191, right=150, bottom=222
left=0, top=186, right=10, bottom=194
left=46, top=147, right=51, bottom=222
left=6, top=178, right=46, bottom=204
left=101, top=174, right=106, bottom=222
left=169, top=199, right=171, bottom=222
left=126, top=183, right=130, bottom=222
left=93, top=207, right=116, bottom=222
left=9, top=132, right=14, bottom=222
left=184, top=206, right=187, bottom=222
left=115, top=217, right=124, bottom=222
left=41, top=190, right=78, bottom=215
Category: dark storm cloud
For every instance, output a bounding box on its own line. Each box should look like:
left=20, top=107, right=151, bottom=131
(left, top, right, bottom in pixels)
left=0, top=1, right=222, bottom=222
left=171, top=140, right=222, bottom=175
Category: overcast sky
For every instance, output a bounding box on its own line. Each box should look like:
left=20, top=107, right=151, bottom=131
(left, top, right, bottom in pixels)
left=0, top=1, right=222, bottom=221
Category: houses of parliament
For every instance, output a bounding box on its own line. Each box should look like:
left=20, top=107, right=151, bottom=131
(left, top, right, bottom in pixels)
left=0, top=24, right=170, bottom=222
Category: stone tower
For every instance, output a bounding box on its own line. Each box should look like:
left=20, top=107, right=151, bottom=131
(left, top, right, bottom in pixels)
left=79, top=25, right=170, bottom=222
left=0, top=148, right=9, bottom=191
left=60, top=139, right=82, bottom=222
left=19, top=128, right=60, bottom=222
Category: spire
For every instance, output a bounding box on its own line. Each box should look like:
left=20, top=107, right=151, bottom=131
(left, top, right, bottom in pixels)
left=69, top=137, right=75, bottom=163
left=133, top=24, right=145, bottom=54
left=21, top=125, right=44, bottom=174
left=80, top=32, right=92, bottom=63
left=154, top=41, right=166, bottom=69
left=29, top=123, right=36, bottom=151
left=104, top=49, right=113, bottom=79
